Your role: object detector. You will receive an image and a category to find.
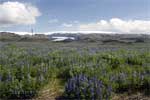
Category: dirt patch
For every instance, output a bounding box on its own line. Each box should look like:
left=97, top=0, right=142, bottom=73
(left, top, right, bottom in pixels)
left=34, top=79, right=64, bottom=100
left=112, top=92, right=150, bottom=100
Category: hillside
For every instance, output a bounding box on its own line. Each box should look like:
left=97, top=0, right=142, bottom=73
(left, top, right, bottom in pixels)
left=0, top=32, right=150, bottom=44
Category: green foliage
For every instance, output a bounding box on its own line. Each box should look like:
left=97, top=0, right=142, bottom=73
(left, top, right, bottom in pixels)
left=0, top=45, right=150, bottom=99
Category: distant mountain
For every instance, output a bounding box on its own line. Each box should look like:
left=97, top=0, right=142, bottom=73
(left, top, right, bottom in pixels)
left=0, top=32, right=21, bottom=41
left=0, top=32, right=49, bottom=42
left=0, top=32, right=150, bottom=43
left=49, top=33, right=150, bottom=43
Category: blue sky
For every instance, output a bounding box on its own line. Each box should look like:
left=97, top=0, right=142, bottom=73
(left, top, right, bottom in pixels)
left=0, top=0, right=150, bottom=33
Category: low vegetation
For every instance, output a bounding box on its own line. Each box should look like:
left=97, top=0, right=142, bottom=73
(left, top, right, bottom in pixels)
left=0, top=43, right=149, bottom=99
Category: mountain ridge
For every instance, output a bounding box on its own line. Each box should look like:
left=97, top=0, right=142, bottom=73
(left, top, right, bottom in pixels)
left=0, top=32, right=150, bottom=43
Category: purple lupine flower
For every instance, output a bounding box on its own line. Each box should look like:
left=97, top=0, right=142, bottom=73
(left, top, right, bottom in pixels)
left=106, top=85, right=112, bottom=100
left=96, top=84, right=102, bottom=100
left=0, top=74, right=2, bottom=81
left=64, top=74, right=112, bottom=99
left=90, top=87, right=95, bottom=100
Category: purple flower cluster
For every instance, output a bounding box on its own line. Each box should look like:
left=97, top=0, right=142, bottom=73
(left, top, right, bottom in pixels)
left=64, top=74, right=112, bottom=100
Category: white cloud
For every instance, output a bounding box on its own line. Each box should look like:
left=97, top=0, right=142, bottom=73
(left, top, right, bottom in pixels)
left=49, top=19, right=59, bottom=24
left=79, top=18, right=150, bottom=33
left=62, top=23, right=73, bottom=27
left=0, top=1, right=41, bottom=27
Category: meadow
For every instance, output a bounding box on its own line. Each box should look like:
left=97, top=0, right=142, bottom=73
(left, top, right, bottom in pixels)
left=0, top=42, right=150, bottom=99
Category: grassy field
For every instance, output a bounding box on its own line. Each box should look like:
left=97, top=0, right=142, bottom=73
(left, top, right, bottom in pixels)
left=0, top=41, right=150, bottom=100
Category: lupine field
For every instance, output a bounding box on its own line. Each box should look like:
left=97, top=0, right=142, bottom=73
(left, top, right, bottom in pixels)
left=0, top=42, right=150, bottom=100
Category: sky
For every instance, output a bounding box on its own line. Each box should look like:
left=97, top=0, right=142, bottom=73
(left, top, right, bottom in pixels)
left=0, top=0, right=150, bottom=34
